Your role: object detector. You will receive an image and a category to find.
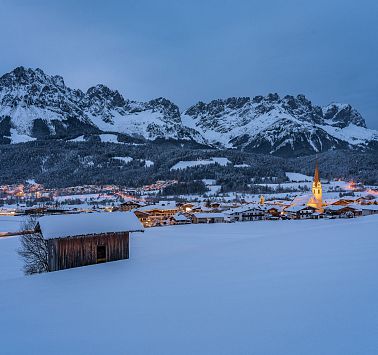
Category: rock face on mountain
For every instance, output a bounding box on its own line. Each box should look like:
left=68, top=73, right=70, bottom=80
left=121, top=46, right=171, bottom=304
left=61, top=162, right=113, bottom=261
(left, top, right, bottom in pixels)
left=0, top=67, right=200, bottom=144
left=182, top=94, right=377, bottom=156
left=0, top=67, right=377, bottom=156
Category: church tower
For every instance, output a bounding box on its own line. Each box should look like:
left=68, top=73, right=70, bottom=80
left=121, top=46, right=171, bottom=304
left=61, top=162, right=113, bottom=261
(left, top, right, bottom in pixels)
left=312, top=159, right=322, bottom=203
left=308, top=159, right=323, bottom=211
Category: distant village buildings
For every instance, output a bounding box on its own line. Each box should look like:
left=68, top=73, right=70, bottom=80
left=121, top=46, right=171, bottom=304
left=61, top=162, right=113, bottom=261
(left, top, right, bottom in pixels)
left=1, top=160, right=378, bottom=242
left=125, top=160, right=377, bottom=225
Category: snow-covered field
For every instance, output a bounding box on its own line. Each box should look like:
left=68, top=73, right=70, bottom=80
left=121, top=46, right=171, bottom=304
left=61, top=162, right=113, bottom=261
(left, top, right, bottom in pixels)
left=0, top=217, right=377, bottom=354
left=54, top=193, right=116, bottom=202
left=170, top=157, right=231, bottom=170
left=285, top=171, right=313, bottom=182
left=0, top=215, right=26, bottom=233
left=112, top=156, right=133, bottom=164
left=99, top=133, right=119, bottom=143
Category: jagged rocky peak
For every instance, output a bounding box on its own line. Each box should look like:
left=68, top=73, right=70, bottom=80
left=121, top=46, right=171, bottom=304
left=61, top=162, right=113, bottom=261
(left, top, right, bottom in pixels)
left=323, top=103, right=366, bottom=128
left=0, top=66, right=376, bottom=156
left=145, top=97, right=181, bottom=123
left=82, top=84, right=128, bottom=124
left=182, top=92, right=376, bottom=156
left=0, top=66, right=66, bottom=89
left=281, top=94, right=323, bottom=124
left=186, top=93, right=320, bottom=116
left=85, top=84, right=126, bottom=108
left=186, top=97, right=251, bottom=117
left=0, top=66, right=82, bottom=111
left=185, top=93, right=362, bottom=128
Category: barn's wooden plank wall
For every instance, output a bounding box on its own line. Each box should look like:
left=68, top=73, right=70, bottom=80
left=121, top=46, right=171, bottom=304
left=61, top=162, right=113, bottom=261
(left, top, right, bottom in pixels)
left=47, top=232, right=129, bottom=271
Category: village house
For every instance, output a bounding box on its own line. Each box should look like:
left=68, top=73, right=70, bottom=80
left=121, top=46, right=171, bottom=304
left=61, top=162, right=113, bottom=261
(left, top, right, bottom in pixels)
left=324, top=205, right=362, bottom=218
left=36, top=212, right=143, bottom=272
left=285, top=205, right=317, bottom=219
left=179, top=202, right=195, bottom=212
left=170, top=213, right=191, bottom=225
left=330, top=196, right=361, bottom=206
left=224, top=204, right=265, bottom=222
left=259, top=204, right=283, bottom=219
left=134, top=201, right=178, bottom=227
left=358, top=204, right=378, bottom=216
left=118, top=200, right=144, bottom=212
left=224, top=203, right=285, bottom=222
left=192, top=212, right=225, bottom=224
left=133, top=210, right=150, bottom=226
left=189, top=203, right=215, bottom=213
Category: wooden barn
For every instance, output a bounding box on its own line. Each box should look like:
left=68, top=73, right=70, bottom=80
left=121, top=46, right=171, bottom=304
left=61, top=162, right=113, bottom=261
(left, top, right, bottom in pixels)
left=36, top=212, right=143, bottom=272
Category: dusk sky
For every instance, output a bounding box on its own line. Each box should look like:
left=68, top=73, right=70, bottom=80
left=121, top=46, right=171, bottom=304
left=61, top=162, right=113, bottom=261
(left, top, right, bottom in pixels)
left=1, top=0, right=377, bottom=128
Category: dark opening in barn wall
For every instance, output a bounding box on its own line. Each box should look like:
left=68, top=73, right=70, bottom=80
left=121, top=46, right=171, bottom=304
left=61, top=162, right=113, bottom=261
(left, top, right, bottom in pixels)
left=96, top=245, right=106, bottom=263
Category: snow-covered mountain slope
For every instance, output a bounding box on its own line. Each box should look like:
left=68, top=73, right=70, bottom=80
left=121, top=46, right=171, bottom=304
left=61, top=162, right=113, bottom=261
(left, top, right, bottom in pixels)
left=0, top=67, right=377, bottom=156
left=182, top=94, right=378, bottom=156
left=0, top=67, right=201, bottom=144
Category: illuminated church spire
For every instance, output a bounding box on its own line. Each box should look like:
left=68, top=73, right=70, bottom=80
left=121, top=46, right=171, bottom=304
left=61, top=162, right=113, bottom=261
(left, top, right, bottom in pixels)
left=307, top=158, right=323, bottom=211
left=310, top=159, right=323, bottom=210
left=314, top=159, right=320, bottom=184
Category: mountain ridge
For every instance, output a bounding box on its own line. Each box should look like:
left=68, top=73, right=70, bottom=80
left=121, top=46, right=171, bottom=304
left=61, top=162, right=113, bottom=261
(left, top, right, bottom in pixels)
left=0, top=66, right=377, bottom=156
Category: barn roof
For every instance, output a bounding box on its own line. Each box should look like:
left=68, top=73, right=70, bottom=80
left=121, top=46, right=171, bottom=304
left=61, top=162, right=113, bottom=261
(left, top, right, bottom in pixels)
left=37, top=212, right=144, bottom=240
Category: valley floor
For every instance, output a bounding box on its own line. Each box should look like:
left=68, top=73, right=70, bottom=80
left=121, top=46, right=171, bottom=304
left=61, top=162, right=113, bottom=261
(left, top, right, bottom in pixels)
left=0, top=217, right=378, bottom=354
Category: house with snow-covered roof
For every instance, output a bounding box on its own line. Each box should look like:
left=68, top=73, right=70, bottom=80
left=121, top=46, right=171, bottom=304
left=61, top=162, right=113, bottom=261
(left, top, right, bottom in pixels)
left=224, top=204, right=265, bottom=222
left=284, top=205, right=317, bottom=219
left=192, top=212, right=225, bottom=224
left=134, top=201, right=178, bottom=227
left=170, top=213, right=191, bottom=225
left=323, top=205, right=361, bottom=218
left=353, top=204, right=378, bottom=216
left=36, top=212, right=143, bottom=272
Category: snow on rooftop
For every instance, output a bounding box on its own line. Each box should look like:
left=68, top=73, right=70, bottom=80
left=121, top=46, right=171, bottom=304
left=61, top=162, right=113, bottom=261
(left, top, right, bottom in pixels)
left=291, top=194, right=312, bottom=205
left=285, top=205, right=314, bottom=213
left=324, top=205, right=361, bottom=212
left=172, top=213, right=189, bottom=221
left=38, top=212, right=143, bottom=239
left=193, top=212, right=225, bottom=218
left=136, top=201, right=177, bottom=212
left=225, top=203, right=262, bottom=214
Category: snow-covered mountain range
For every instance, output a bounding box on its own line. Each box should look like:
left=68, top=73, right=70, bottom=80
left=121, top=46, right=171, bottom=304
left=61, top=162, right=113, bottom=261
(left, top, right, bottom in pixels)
left=0, top=67, right=377, bottom=156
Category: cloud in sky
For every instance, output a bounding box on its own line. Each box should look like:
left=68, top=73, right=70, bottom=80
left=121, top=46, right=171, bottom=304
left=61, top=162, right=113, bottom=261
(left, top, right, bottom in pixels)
left=1, top=0, right=377, bottom=128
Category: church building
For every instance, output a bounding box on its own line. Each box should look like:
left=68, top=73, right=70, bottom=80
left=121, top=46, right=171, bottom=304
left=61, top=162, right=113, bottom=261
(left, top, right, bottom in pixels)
left=307, top=160, right=323, bottom=212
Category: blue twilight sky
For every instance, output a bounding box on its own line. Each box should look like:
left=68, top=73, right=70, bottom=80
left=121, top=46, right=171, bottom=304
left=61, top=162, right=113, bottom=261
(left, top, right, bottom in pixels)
left=0, top=0, right=377, bottom=128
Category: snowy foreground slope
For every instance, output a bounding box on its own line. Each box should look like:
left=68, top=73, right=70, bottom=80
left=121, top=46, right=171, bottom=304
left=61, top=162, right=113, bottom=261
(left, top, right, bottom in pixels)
left=1, top=217, right=378, bottom=355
